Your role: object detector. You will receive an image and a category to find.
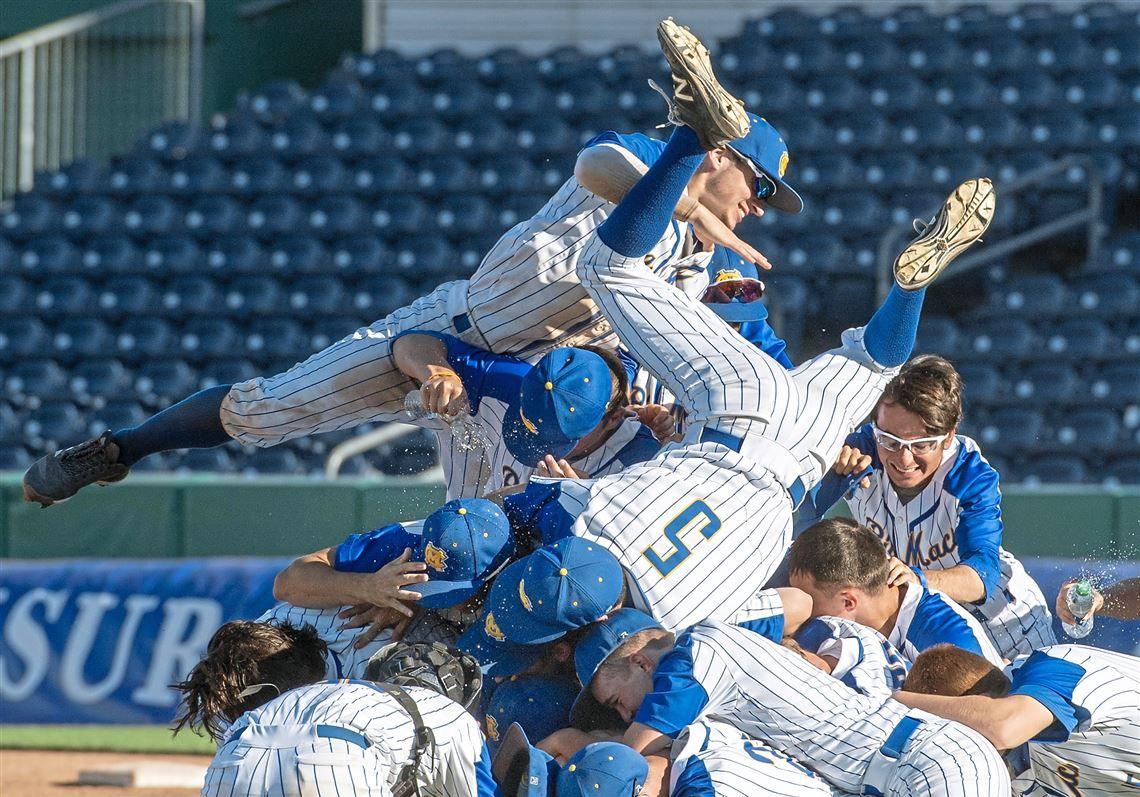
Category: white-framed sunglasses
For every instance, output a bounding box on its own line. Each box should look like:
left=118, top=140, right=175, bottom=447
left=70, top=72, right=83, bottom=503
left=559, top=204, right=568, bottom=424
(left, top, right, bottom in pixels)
left=871, top=424, right=947, bottom=455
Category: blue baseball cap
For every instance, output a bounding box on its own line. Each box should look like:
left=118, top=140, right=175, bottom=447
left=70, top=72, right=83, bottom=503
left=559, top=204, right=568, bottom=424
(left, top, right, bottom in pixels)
left=412, top=498, right=515, bottom=609
left=491, top=723, right=559, bottom=797
left=504, top=348, right=614, bottom=468
left=486, top=538, right=625, bottom=645
left=556, top=742, right=649, bottom=797
left=569, top=609, right=663, bottom=724
left=728, top=113, right=803, bottom=215
left=457, top=613, right=547, bottom=678
left=701, top=247, right=769, bottom=324
left=484, top=674, right=579, bottom=754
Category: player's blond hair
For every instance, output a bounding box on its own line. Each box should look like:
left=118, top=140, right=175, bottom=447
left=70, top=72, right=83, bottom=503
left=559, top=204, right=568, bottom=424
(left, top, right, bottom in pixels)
left=877, top=355, right=964, bottom=436
left=902, top=644, right=1011, bottom=697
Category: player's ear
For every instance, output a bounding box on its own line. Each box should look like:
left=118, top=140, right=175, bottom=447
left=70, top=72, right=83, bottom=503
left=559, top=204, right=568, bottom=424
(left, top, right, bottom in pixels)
left=840, top=589, right=858, bottom=613
left=943, top=427, right=957, bottom=449
left=629, top=650, right=654, bottom=674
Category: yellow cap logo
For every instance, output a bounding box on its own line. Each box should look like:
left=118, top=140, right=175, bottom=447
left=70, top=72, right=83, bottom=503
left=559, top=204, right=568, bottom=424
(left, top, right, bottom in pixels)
left=485, top=714, right=500, bottom=741
left=518, top=578, right=533, bottom=612
left=519, top=407, right=538, bottom=435
left=715, top=268, right=744, bottom=284
left=485, top=611, right=505, bottom=642
left=778, top=150, right=789, bottom=178
left=423, top=543, right=448, bottom=572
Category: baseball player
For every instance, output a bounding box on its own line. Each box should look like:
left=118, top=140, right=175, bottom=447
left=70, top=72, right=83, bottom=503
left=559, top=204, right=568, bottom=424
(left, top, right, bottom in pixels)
left=390, top=332, right=661, bottom=499
left=23, top=40, right=795, bottom=509
left=492, top=725, right=650, bottom=797
left=480, top=19, right=995, bottom=643
left=805, top=355, right=1054, bottom=659
left=482, top=673, right=579, bottom=756
left=898, top=643, right=1140, bottom=795
left=788, top=517, right=1004, bottom=666
left=573, top=609, right=1010, bottom=796
left=794, top=615, right=911, bottom=700
left=264, top=498, right=523, bottom=679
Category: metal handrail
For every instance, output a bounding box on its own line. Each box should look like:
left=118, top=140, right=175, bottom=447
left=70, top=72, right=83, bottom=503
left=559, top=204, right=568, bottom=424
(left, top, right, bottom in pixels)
left=875, top=155, right=1106, bottom=301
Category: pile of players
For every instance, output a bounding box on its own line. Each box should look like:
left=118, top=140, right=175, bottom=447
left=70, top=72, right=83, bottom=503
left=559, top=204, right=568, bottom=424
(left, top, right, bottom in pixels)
left=24, top=18, right=1139, bottom=797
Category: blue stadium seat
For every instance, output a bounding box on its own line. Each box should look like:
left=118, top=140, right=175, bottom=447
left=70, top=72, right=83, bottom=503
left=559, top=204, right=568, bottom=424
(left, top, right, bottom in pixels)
left=902, top=37, right=964, bottom=74
left=862, top=153, right=929, bottom=191
left=394, top=236, right=459, bottom=281
left=308, top=318, right=361, bottom=350
left=962, top=110, right=1025, bottom=150
left=224, top=276, right=283, bottom=316
left=866, top=74, right=929, bottom=112
left=78, top=235, right=135, bottom=276
left=431, top=82, right=492, bottom=121
left=122, top=195, right=179, bottom=237
left=779, top=40, right=840, bottom=75
left=3, top=195, right=60, bottom=240
left=51, top=317, right=114, bottom=363
left=143, top=235, right=201, bottom=274
left=308, top=195, right=367, bottom=239
left=177, top=448, right=239, bottom=473
left=819, top=192, right=888, bottom=233
left=115, top=317, right=177, bottom=362
left=475, top=47, right=530, bottom=85
left=369, top=82, right=430, bottom=118
left=267, top=235, right=326, bottom=275
left=880, top=5, right=938, bottom=37
left=25, top=401, right=87, bottom=449
left=329, top=115, right=390, bottom=159
left=390, top=117, right=449, bottom=156
left=104, top=155, right=165, bottom=195
left=992, top=274, right=1068, bottom=317
left=89, top=399, right=148, bottom=435
left=794, top=152, right=858, bottom=191
left=288, top=276, right=346, bottom=315
left=350, top=155, right=415, bottom=194
left=229, top=155, right=287, bottom=195
left=141, top=120, right=201, bottom=162
left=1061, top=71, right=1123, bottom=109
left=775, top=115, right=828, bottom=153
left=969, top=319, right=1036, bottom=359
left=166, top=154, right=228, bottom=195
left=1093, top=233, right=1140, bottom=274
left=515, top=116, right=577, bottom=156
left=206, top=236, right=265, bottom=275
left=0, top=445, right=32, bottom=471
left=35, top=159, right=102, bottom=196
left=60, top=196, right=121, bottom=238
left=802, top=75, right=868, bottom=113
left=161, top=276, right=222, bottom=316
left=915, top=316, right=960, bottom=355
left=96, top=276, right=158, bottom=318
left=180, top=318, right=242, bottom=360
left=269, top=112, right=329, bottom=161
left=943, top=4, right=1007, bottom=37
left=1074, top=3, right=1134, bottom=33
left=736, top=82, right=804, bottom=117
left=0, top=275, right=26, bottom=316
left=956, top=362, right=1003, bottom=404
left=416, top=155, right=476, bottom=196
left=1005, top=4, right=1066, bottom=35
left=830, top=112, right=892, bottom=151
left=534, top=46, right=592, bottom=85
left=995, top=72, right=1059, bottom=109
left=0, top=318, right=50, bottom=364
left=478, top=154, right=539, bottom=194
left=345, top=49, right=417, bottom=87
left=1076, top=274, right=1140, bottom=318
left=1093, top=109, right=1140, bottom=148
left=1045, top=319, right=1113, bottom=361
left=1087, top=364, right=1140, bottom=406
left=980, top=408, right=1045, bottom=454
left=1024, top=110, right=1094, bottom=149
left=0, top=236, right=15, bottom=272
left=490, top=79, right=552, bottom=117
left=930, top=73, right=997, bottom=111
left=1032, top=33, right=1097, bottom=73
left=0, top=404, right=24, bottom=445
left=331, top=236, right=391, bottom=276
left=7, top=361, right=69, bottom=405
left=1104, top=457, right=1140, bottom=486
left=242, top=447, right=306, bottom=475
left=1012, top=363, right=1079, bottom=404
left=963, top=35, right=1030, bottom=73
left=69, top=359, right=134, bottom=403
left=34, top=276, right=93, bottom=315
left=436, top=195, right=495, bottom=236
left=247, top=195, right=305, bottom=238
left=837, top=35, right=902, bottom=74
left=245, top=318, right=307, bottom=359
left=370, top=194, right=431, bottom=236
left=415, top=49, right=474, bottom=86
left=1019, top=455, right=1089, bottom=485
left=452, top=116, right=511, bottom=156
left=208, top=114, right=268, bottom=161
left=1053, top=409, right=1120, bottom=450
left=240, top=79, right=308, bottom=124
left=720, top=39, right=781, bottom=84
left=197, top=358, right=257, bottom=389
left=310, top=78, right=365, bottom=123
left=1095, top=30, right=1140, bottom=72
left=746, top=8, right=816, bottom=41
left=184, top=195, right=245, bottom=238
left=135, top=360, right=199, bottom=405
left=18, top=235, right=78, bottom=275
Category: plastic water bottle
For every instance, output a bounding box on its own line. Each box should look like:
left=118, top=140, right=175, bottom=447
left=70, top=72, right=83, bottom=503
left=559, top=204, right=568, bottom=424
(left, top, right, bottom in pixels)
left=404, top=390, right=489, bottom=453
left=1061, top=580, right=1096, bottom=639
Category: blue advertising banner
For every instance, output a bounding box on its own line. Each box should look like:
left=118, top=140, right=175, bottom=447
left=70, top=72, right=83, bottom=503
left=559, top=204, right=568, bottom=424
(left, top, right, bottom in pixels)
left=1, top=558, right=285, bottom=724
left=0, top=556, right=1136, bottom=724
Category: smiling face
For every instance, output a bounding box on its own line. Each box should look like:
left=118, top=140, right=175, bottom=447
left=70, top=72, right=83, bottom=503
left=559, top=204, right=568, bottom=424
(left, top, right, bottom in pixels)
left=874, top=401, right=953, bottom=490
left=689, top=149, right=767, bottom=229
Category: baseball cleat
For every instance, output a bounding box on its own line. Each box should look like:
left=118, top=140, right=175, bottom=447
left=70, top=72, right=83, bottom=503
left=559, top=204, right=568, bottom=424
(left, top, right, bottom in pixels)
left=893, top=178, right=996, bottom=291
left=655, top=17, right=750, bottom=150
left=22, top=431, right=130, bottom=508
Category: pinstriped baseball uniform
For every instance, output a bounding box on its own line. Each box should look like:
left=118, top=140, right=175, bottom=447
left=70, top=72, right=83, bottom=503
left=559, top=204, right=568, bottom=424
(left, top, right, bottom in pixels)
left=670, top=719, right=840, bottom=797
left=637, top=620, right=1009, bottom=796
left=1007, top=644, right=1140, bottom=796
left=201, top=681, right=496, bottom=797
left=887, top=580, right=1004, bottom=667
left=217, top=134, right=689, bottom=449
left=842, top=428, right=1055, bottom=660
left=795, top=616, right=911, bottom=701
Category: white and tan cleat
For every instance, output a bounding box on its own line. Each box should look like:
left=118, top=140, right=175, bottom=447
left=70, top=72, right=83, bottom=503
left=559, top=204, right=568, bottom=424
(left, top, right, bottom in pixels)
left=894, top=177, right=996, bottom=291
left=655, top=17, right=751, bottom=150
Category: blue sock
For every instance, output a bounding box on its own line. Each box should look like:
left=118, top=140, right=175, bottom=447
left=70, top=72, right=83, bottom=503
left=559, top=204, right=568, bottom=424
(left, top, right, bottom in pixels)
left=863, top=285, right=926, bottom=368
left=598, top=125, right=706, bottom=258
left=113, top=384, right=233, bottom=466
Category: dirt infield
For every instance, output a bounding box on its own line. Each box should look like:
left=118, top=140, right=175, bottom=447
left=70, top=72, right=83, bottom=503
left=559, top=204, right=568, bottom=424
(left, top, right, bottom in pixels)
left=0, top=750, right=212, bottom=796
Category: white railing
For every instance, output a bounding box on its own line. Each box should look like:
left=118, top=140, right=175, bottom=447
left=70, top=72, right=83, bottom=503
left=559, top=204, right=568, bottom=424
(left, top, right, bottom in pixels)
left=0, top=0, right=204, bottom=201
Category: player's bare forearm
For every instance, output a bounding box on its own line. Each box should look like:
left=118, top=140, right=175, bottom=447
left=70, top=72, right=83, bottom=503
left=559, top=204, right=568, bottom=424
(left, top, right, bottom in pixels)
left=891, top=692, right=1052, bottom=751
left=274, top=548, right=426, bottom=612
left=775, top=586, right=813, bottom=635
left=640, top=754, right=671, bottom=797
left=1102, top=577, right=1140, bottom=620
left=923, top=564, right=986, bottom=604
left=392, top=333, right=452, bottom=383
left=623, top=722, right=672, bottom=756
left=273, top=547, right=344, bottom=607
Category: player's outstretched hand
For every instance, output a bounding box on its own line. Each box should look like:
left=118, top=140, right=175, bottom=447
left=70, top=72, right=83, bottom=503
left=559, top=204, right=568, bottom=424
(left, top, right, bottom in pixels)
left=536, top=455, right=587, bottom=479
left=356, top=548, right=428, bottom=617
left=688, top=205, right=771, bottom=269
left=420, top=368, right=469, bottom=417
left=1055, top=579, right=1104, bottom=626
left=631, top=403, right=678, bottom=443
left=886, top=556, right=921, bottom=588
left=832, top=445, right=872, bottom=489
left=339, top=604, right=413, bottom=649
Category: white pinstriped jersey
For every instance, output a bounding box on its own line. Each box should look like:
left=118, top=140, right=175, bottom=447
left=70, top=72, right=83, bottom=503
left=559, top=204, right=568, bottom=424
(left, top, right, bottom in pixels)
left=795, top=616, right=910, bottom=700
left=889, top=580, right=1004, bottom=667
left=669, top=719, right=839, bottom=797
left=203, top=682, right=495, bottom=797
left=1008, top=644, right=1140, bottom=796
left=634, top=620, right=1008, bottom=795
left=844, top=430, right=1054, bottom=659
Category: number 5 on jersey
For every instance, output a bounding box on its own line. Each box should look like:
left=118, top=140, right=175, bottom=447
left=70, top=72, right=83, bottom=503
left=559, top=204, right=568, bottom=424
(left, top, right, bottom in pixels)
left=642, top=500, right=721, bottom=577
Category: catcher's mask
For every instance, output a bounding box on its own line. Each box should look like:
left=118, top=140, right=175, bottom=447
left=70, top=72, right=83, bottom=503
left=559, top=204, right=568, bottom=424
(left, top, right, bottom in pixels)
left=364, top=641, right=483, bottom=710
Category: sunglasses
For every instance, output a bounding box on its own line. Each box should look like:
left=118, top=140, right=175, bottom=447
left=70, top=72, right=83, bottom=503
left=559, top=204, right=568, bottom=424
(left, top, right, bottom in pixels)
left=871, top=424, right=947, bottom=455
left=702, top=278, right=766, bottom=305
left=726, top=146, right=778, bottom=201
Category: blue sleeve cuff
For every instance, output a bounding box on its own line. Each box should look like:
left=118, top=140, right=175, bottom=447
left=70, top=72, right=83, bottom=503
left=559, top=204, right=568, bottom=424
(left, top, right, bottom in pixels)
left=1009, top=651, right=1090, bottom=742
left=736, top=614, right=785, bottom=643
left=633, top=637, right=709, bottom=737
left=334, top=523, right=418, bottom=572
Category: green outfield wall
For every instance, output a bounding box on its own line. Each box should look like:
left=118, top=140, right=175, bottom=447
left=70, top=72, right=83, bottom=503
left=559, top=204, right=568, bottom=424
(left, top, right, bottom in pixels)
left=0, top=476, right=1136, bottom=560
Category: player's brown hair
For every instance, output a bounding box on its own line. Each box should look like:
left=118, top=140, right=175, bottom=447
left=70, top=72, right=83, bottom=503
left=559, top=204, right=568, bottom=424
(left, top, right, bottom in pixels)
left=876, top=355, right=964, bottom=436
left=902, top=644, right=1011, bottom=697
left=595, top=628, right=676, bottom=680
left=172, top=620, right=327, bottom=742
left=577, top=344, right=631, bottom=416
left=787, top=518, right=890, bottom=592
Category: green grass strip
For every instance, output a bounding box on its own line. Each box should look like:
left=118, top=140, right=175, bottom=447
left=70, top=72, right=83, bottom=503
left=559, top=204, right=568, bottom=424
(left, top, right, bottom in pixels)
left=0, top=725, right=213, bottom=754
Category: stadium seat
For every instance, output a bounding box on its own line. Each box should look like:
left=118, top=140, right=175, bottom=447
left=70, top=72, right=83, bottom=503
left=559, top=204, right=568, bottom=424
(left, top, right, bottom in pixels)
left=995, top=72, right=1059, bottom=109
left=415, top=49, right=474, bottom=86
left=436, top=195, right=495, bottom=236
left=35, top=277, right=93, bottom=315
left=104, top=155, right=165, bottom=196
left=346, top=49, right=418, bottom=87
left=1104, top=457, right=1140, bottom=486
left=819, top=192, right=888, bottom=233
left=1094, top=233, right=1140, bottom=274
left=89, top=399, right=148, bottom=435
left=1025, top=110, right=1094, bottom=149
left=431, top=83, right=492, bottom=121
left=208, top=114, right=268, bottom=161
left=0, top=275, right=27, bottom=316
left=803, top=75, right=868, bottom=113
left=97, top=276, right=158, bottom=318
left=115, top=317, right=177, bottom=362
left=737, top=82, right=804, bottom=116
left=25, top=401, right=88, bottom=449
left=0, top=403, right=24, bottom=445
left=229, top=155, right=287, bottom=195
left=51, top=317, right=114, bottom=363
left=351, top=155, right=415, bottom=195
left=930, top=73, right=998, bottom=111
left=960, top=110, right=1025, bottom=150
left=1053, top=409, right=1120, bottom=450
left=141, top=120, right=201, bottom=162
left=160, top=276, right=222, bottom=316
left=956, top=362, right=1003, bottom=404
left=1019, top=455, right=1089, bottom=485
left=866, top=74, right=929, bottom=112
left=69, top=359, right=134, bottom=403
left=1033, top=33, right=1097, bottom=73
left=968, top=319, right=1036, bottom=359
left=1012, top=363, right=1079, bottom=404
left=3, top=195, right=60, bottom=240
left=902, top=37, right=964, bottom=75
left=177, top=448, right=239, bottom=473
left=224, top=276, right=284, bottom=316
left=242, top=447, right=306, bottom=475
left=164, top=154, right=227, bottom=196
left=1076, top=274, right=1139, bottom=318
left=862, top=153, right=930, bottom=191
left=328, top=115, right=389, bottom=159
left=1095, top=30, right=1140, bottom=72
left=370, top=194, right=431, bottom=237
left=135, top=360, right=199, bottom=406
left=205, top=236, right=265, bottom=275
left=83, top=235, right=141, bottom=274
left=478, top=154, right=540, bottom=194
left=351, top=277, right=417, bottom=317
left=0, top=318, right=51, bottom=364
left=914, top=317, right=961, bottom=356
left=1060, top=71, right=1123, bottom=110
left=310, top=77, right=366, bottom=123
left=143, top=235, right=201, bottom=274
left=306, top=195, right=366, bottom=239
left=240, top=79, right=308, bottom=125
left=0, top=237, right=15, bottom=272
left=288, top=276, right=346, bottom=315
left=475, top=47, right=531, bottom=85
left=122, top=195, right=179, bottom=237
left=307, top=318, right=360, bottom=351
left=992, top=274, right=1068, bottom=317
left=836, top=35, right=901, bottom=74
left=368, top=81, right=431, bottom=118
left=0, top=445, right=33, bottom=472
left=19, top=235, right=78, bottom=275
left=416, top=155, right=477, bottom=197
left=245, top=318, right=307, bottom=360
left=452, top=116, right=511, bottom=156
left=490, top=79, right=553, bottom=117
left=1093, top=109, right=1140, bottom=148
left=34, top=159, right=102, bottom=196
left=288, top=155, right=348, bottom=196
left=6, top=360, right=69, bottom=406
left=197, top=359, right=257, bottom=389
left=184, top=195, right=245, bottom=238
left=1045, top=319, right=1113, bottom=361
left=1087, top=364, right=1140, bottom=406
left=515, top=116, right=578, bottom=156
left=980, top=408, right=1045, bottom=454
left=817, top=6, right=878, bottom=39
left=60, top=196, right=121, bottom=238
left=389, top=117, right=450, bottom=156
left=267, top=235, right=327, bottom=275
left=963, top=35, right=1031, bottom=73
left=829, top=112, right=892, bottom=151
left=247, top=195, right=305, bottom=238
left=330, top=236, right=391, bottom=276
left=797, top=153, right=862, bottom=191
left=180, top=318, right=243, bottom=361
left=269, top=112, right=330, bottom=161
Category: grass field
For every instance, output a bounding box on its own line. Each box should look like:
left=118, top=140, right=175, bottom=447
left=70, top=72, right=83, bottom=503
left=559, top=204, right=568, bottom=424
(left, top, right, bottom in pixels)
left=0, top=725, right=214, bottom=754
